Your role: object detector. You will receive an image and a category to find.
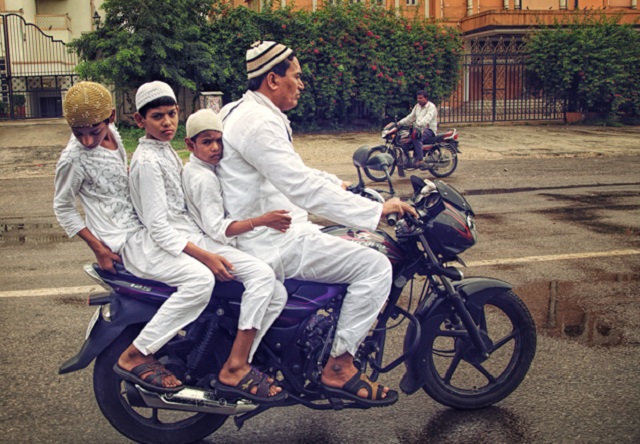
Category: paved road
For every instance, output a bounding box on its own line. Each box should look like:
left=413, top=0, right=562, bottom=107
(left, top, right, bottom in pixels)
left=1, top=151, right=639, bottom=443
left=1, top=120, right=639, bottom=442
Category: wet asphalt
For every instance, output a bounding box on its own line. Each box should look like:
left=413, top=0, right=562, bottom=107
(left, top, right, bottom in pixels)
left=0, top=121, right=639, bottom=443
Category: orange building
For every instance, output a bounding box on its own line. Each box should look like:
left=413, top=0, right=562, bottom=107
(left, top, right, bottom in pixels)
left=228, top=0, right=639, bottom=40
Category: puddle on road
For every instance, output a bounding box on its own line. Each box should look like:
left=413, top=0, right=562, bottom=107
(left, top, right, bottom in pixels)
left=538, top=191, right=640, bottom=236
left=516, top=273, right=639, bottom=347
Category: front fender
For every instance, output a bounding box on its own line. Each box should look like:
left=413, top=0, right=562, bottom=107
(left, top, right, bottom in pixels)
left=399, top=277, right=512, bottom=395
left=58, top=295, right=158, bottom=374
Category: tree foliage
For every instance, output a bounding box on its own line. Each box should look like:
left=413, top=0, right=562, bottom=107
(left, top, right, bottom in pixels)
left=69, top=0, right=218, bottom=93
left=207, top=1, right=463, bottom=125
left=70, top=0, right=463, bottom=126
left=524, top=12, right=640, bottom=120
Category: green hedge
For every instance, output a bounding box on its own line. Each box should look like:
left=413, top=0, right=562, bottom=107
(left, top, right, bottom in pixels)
left=71, top=0, right=463, bottom=127
left=525, top=12, right=640, bottom=122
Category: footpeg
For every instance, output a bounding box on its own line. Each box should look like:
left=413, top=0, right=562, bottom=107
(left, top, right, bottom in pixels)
left=327, top=397, right=345, bottom=410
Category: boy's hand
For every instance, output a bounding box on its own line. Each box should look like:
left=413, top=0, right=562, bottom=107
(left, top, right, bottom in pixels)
left=203, top=253, right=235, bottom=282
left=258, top=210, right=292, bottom=233
left=94, top=245, right=122, bottom=274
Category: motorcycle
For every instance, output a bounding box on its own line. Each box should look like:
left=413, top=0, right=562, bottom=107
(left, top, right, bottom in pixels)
left=59, top=147, right=536, bottom=444
left=363, top=119, right=460, bottom=182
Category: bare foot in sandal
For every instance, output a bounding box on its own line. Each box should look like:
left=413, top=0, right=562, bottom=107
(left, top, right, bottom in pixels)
left=217, top=329, right=283, bottom=399
left=321, top=353, right=397, bottom=406
left=116, top=344, right=182, bottom=391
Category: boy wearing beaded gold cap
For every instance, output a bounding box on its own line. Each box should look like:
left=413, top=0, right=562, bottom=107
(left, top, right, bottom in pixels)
left=54, top=81, right=137, bottom=273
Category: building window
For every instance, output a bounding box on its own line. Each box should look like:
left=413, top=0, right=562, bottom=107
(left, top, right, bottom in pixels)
left=406, top=0, right=417, bottom=4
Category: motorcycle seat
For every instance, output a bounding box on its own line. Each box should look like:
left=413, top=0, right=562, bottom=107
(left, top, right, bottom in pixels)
left=91, top=263, right=345, bottom=308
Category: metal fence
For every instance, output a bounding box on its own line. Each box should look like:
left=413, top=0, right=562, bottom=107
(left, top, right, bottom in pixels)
left=439, top=37, right=565, bottom=124
left=1, top=13, right=79, bottom=120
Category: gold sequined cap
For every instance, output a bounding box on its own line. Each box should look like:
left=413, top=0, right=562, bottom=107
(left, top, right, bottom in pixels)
left=63, top=82, right=113, bottom=128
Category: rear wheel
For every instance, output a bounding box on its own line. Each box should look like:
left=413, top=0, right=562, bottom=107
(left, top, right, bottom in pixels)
left=93, top=325, right=227, bottom=444
left=363, top=145, right=397, bottom=182
left=427, top=144, right=458, bottom=178
left=421, top=290, right=536, bottom=409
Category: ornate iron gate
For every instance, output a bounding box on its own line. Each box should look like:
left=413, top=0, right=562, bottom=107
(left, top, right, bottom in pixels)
left=439, top=37, right=564, bottom=124
left=0, top=13, right=79, bottom=120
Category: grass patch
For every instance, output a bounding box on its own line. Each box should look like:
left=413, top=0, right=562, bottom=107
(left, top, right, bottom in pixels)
left=118, top=123, right=188, bottom=159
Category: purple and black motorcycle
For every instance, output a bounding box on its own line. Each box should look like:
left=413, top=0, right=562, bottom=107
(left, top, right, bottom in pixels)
left=59, top=147, right=536, bottom=444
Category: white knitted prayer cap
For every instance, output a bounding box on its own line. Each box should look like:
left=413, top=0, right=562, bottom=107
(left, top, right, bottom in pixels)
left=186, top=109, right=223, bottom=139
left=246, top=41, right=293, bottom=80
left=135, top=81, right=177, bottom=111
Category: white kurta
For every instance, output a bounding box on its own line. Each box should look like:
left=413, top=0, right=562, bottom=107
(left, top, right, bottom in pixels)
left=53, top=125, right=142, bottom=253
left=126, top=137, right=220, bottom=355
left=218, top=91, right=392, bottom=358
left=182, top=154, right=286, bottom=361
left=399, top=101, right=438, bottom=133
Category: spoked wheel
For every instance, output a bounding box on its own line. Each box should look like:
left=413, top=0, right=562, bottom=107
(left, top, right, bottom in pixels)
left=93, top=325, right=227, bottom=444
left=422, top=290, right=536, bottom=409
left=363, top=145, right=397, bottom=182
left=427, top=144, right=458, bottom=178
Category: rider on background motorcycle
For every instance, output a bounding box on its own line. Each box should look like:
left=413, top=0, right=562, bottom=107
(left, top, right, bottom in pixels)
left=218, top=41, right=416, bottom=406
left=398, top=90, right=438, bottom=169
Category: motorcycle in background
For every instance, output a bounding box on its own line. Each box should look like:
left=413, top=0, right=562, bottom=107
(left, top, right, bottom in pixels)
left=363, top=120, right=460, bottom=182
left=58, top=147, right=536, bottom=444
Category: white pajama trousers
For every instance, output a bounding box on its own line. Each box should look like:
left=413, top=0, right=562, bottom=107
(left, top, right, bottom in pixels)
left=122, top=233, right=285, bottom=360
left=276, top=232, right=392, bottom=358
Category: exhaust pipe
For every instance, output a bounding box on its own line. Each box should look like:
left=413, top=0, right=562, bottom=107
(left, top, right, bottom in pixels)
left=131, top=384, right=258, bottom=415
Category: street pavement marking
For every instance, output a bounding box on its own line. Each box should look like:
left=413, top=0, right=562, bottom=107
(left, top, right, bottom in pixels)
left=466, top=249, right=640, bottom=267
left=1, top=249, right=639, bottom=298
left=0, top=285, right=104, bottom=299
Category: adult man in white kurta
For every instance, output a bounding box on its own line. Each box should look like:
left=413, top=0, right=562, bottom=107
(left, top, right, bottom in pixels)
left=398, top=90, right=438, bottom=168
left=217, top=41, right=416, bottom=406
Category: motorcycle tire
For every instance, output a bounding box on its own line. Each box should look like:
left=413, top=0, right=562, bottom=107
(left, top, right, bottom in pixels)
left=421, top=289, right=536, bottom=410
left=93, top=324, right=228, bottom=444
left=363, top=145, right=397, bottom=182
left=427, top=144, right=458, bottom=178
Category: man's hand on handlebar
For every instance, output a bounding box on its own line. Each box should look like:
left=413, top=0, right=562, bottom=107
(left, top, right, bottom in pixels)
left=381, top=197, right=418, bottom=224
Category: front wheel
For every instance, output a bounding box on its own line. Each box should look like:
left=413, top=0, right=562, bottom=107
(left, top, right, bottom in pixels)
left=93, top=325, right=227, bottom=444
left=427, top=144, right=458, bottom=178
left=421, top=290, right=536, bottom=409
left=363, top=145, right=397, bottom=182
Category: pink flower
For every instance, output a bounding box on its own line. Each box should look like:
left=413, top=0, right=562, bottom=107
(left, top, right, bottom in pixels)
left=371, top=65, right=377, bottom=71
left=282, top=25, right=286, bottom=30
left=367, top=31, right=374, bottom=37
left=313, top=49, right=320, bottom=55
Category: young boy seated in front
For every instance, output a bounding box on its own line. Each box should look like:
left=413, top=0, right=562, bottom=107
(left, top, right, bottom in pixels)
left=127, top=83, right=287, bottom=402
left=182, top=108, right=293, bottom=401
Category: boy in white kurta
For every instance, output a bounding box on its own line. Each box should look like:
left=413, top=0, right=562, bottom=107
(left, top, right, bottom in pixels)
left=114, top=81, right=236, bottom=393
left=182, top=109, right=290, bottom=401
left=54, top=82, right=142, bottom=274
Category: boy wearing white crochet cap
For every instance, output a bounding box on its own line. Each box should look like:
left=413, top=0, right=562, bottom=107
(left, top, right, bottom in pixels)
left=114, top=81, right=236, bottom=393
left=182, top=108, right=290, bottom=401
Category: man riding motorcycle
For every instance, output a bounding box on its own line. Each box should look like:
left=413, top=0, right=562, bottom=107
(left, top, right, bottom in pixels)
left=398, top=90, right=438, bottom=169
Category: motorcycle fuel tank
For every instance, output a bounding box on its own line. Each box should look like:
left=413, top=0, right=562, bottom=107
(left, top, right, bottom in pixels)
left=322, top=225, right=405, bottom=265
